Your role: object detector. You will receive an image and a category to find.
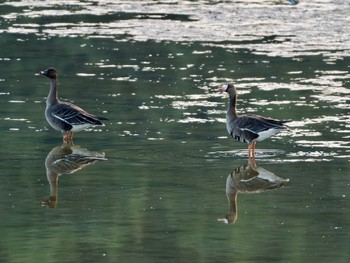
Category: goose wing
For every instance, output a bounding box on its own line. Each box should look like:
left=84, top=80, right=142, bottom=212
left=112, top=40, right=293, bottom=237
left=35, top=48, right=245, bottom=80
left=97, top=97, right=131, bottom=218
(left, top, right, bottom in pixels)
left=51, top=103, right=104, bottom=127
left=230, top=115, right=286, bottom=143
left=237, top=114, right=286, bottom=133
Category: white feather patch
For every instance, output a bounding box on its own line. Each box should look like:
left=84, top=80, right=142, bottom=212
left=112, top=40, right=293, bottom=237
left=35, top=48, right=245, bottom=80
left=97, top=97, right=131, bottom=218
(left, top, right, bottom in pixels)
left=53, top=114, right=93, bottom=131
left=256, top=128, right=283, bottom=142
left=70, top=124, right=93, bottom=132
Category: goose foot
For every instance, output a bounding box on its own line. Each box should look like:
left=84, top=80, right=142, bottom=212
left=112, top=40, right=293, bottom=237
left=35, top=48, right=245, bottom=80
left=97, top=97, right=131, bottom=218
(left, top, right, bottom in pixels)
left=63, top=132, right=74, bottom=144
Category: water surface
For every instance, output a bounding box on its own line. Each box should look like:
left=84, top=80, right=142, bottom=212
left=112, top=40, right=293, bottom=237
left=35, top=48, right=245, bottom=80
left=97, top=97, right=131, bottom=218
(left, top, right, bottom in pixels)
left=0, top=0, right=349, bottom=262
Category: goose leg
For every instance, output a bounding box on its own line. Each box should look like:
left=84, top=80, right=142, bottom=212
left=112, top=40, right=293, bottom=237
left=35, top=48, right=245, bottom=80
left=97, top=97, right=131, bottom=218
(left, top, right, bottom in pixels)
left=63, top=132, right=73, bottom=144
left=248, top=153, right=256, bottom=167
left=69, top=132, right=73, bottom=142
left=66, top=131, right=73, bottom=144
left=249, top=142, right=257, bottom=166
left=251, top=141, right=256, bottom=157
left=248, top=143, right=252, bottom=159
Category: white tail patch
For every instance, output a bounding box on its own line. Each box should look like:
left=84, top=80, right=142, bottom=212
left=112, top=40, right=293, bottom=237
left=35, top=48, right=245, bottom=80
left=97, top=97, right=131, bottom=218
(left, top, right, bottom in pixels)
left=256, top=128, right=284, bottom=142
left=70, top=124, right=94, bottom=132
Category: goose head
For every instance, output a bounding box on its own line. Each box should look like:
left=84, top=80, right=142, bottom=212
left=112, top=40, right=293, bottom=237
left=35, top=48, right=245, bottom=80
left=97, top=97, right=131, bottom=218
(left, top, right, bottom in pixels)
left=40, top=68, right=58, bottom=79
left=218, top=83, right=237, bottom=96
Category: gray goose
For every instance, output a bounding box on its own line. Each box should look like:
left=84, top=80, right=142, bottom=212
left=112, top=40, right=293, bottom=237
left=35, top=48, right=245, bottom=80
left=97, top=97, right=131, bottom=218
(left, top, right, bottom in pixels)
left=40, top=68, right=108, bottom=142
left=219, top=83, right=288, bottom=158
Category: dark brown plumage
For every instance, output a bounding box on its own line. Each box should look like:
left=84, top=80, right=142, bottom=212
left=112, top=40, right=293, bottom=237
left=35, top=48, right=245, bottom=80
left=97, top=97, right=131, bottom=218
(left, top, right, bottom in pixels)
left=40, top=68, right=107, bottom=142
left=219, top=83, right=288, bottom=158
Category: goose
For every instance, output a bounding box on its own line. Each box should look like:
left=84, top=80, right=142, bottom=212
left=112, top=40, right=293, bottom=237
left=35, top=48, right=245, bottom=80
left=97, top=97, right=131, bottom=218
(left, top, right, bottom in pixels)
left=219, top=83, right=288, bottom=158
left=39, top=68, right=108, bottom=142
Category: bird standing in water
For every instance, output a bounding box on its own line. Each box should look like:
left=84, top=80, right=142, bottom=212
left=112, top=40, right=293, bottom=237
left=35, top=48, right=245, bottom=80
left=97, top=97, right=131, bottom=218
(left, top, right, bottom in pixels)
left=219, top=83, right=288, bottom=158
left=40, top=68, right=107, bottom=142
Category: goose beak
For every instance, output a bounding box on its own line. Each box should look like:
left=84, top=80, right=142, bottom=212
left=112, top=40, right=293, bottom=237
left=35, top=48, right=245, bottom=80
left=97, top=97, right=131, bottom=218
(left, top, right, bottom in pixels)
left=218, top=84, right=228, bottom=93
left=218, top=87, right=225, bottom=93
left=39, top=70, right=45, bottom=75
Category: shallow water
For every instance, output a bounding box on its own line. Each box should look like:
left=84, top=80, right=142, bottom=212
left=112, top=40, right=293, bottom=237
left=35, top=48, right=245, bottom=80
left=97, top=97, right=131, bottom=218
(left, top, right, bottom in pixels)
left=0, top=0, right=350, bottom=262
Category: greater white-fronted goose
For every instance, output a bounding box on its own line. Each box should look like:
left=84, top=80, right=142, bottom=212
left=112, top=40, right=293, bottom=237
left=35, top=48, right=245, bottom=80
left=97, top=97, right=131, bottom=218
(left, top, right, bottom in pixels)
left=39, top=68, right=108, bottom=142
left=219, top=83, right=288, bottom=158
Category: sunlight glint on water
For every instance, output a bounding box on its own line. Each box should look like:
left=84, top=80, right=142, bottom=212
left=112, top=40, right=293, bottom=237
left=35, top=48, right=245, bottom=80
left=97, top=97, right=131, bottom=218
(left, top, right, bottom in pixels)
left=0, top=0, right=349, bottom=263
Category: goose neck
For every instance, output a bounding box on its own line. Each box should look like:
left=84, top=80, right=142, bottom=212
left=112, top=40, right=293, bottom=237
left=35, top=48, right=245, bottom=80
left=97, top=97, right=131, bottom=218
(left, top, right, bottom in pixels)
left=227, top=94, right=238, bottom=118
left=46, top=79, right=59, bottom=106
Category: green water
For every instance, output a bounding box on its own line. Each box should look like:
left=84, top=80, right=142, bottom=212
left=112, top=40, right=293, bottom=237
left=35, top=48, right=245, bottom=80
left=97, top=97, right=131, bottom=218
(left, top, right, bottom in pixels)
left=1, top=1, right=350, bottom=262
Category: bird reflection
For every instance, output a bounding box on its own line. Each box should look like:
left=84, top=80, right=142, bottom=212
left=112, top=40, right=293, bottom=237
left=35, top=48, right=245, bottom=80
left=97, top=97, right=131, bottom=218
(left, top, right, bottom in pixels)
left=218, top=159, right=289, bottom=224
left=41, top=144, right=107, bottom=208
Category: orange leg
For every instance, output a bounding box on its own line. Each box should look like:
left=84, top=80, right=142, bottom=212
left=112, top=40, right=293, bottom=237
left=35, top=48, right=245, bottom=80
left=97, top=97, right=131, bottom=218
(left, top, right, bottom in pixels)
left=68, top=132, right=73, bottom=141
left=248, top=142, right=257, bottom=161
left=248, top=153, right=256, bottom=167
left=251, top=141, right=256, bottom=157
left=248, top=143, right=252, bottom=159
left=67, top=132, right=73, bottom=144
left=248, top=142, right=257, bottom=166
left=63, top=134, right=68, bottom=143
left=63, top=132, right=73, bottom=144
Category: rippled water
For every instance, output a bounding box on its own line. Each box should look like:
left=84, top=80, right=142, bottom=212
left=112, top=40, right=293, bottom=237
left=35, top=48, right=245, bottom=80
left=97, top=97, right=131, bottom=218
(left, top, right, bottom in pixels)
left=1, top=0, right=349, bottom=262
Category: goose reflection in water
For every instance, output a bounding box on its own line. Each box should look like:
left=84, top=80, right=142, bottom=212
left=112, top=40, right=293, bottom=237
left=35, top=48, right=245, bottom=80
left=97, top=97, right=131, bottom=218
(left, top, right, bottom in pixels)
left=41, top=144, right=107, bottom=208
left=218, top=159, right=289, bottom=224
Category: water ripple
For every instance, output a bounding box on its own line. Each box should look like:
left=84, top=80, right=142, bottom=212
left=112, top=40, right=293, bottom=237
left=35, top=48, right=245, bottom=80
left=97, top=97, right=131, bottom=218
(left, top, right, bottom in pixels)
left=1, top=0, right=349, bottom=57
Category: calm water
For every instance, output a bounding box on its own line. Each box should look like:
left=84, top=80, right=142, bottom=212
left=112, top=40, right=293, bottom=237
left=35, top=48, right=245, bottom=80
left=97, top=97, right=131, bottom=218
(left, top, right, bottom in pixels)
left=1, top=0, right=350, bottom=262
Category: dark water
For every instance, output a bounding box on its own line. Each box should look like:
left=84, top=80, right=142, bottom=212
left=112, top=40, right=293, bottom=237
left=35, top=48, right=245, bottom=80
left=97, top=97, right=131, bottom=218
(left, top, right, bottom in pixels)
left=1, top=1, right=349, bottom=262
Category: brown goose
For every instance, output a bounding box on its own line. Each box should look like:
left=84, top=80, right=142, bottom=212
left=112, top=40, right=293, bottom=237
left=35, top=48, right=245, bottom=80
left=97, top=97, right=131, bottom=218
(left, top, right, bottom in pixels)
left=219, top=83, right=288, bottom=158
left=40, top=68, right=108, bottom=142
